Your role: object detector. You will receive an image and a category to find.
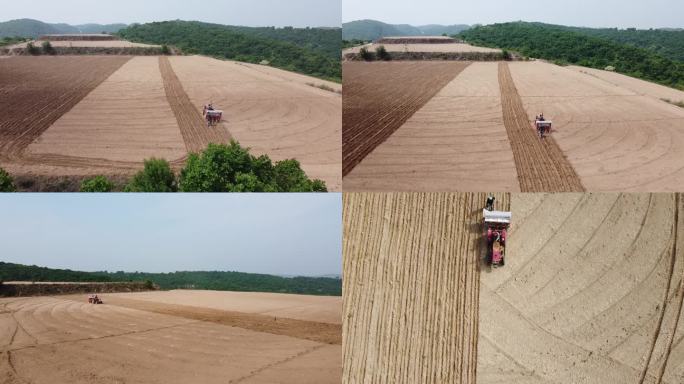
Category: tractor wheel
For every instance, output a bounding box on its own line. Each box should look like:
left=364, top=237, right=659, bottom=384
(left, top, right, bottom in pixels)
left=500, top=256, right=505, bottom=266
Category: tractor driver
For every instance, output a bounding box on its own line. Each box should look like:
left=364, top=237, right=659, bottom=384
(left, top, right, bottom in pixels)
left=486, top=195, right=495, bottom=211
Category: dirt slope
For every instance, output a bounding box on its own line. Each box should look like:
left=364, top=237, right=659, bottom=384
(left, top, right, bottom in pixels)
left=343, top=192, right=508, bottom=383
left=0, top=293, right=341, bottom=383
left=344, top=63, right=519, bottom=191
left=510, top=61, right=684, bottom=191
left=478, top=193, right=684, bottom=383
left=498, top=62, right=584, bottom=192
left=167, top=56, right=342, bottom=191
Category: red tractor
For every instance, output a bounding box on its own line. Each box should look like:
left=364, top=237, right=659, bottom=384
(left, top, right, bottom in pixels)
left=484, top=208, right=511, bottom=268
left=203, top=104, right=223, bottom=127
left=88, top=294, right=103, bottom=304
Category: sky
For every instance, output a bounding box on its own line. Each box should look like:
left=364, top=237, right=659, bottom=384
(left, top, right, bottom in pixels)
left=343, top=0, right=684, bottom=29
left=2, top=0, right=340, bottom=27
left=0, top=194, right=342, bottom=277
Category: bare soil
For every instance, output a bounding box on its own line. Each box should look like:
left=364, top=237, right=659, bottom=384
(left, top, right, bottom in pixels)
left=342, top=61, right=470, bottom=176
left=343, top=192, right=509, bottom=383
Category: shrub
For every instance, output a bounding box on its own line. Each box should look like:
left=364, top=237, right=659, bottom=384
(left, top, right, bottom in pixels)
left=359, top=46, right=374, bottom=61
left=375, top=45, right=391, bottom=61
left=125, top=158, right=177, bottom=192
left=144, top=280, right=154, bottom=290
left=161, top=44, right=170, bottom=55
left=0, top=168, right=16, bottom=192
left=501, top=49, right=512, bottom=61
left=41, top=41, right=54, bottom=54
left=80, top=176, right=115, bottom=192
left=179, top=141, right=327, bottom=192
left=26, top=42, right=40, bottom=55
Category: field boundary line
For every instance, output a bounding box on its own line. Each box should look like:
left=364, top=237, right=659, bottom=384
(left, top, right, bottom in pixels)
left=229, top=344, right=327, bottom=384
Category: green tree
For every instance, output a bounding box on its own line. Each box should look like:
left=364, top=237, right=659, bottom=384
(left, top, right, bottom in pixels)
left=375, top=45, right=391, bottom=61
left=80, top=176, right=115, bottom=192
left=41, top=41, right=54, bottom=54
left=0, top=168, right=16, bottom=192
left=125, top=158, right=177, bottom=192
left=161, top=44, right=170, bottom=55
left=178, top=141, right=326, bottom=192
left=26, top=42, right=40, bottom=55
left=359, top=46, right=374, bottom=61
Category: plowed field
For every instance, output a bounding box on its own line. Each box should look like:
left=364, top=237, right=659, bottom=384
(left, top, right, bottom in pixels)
left=0, top=56, right=130, bottom=161
left=478, top=193, right=684, bottom=384
left=342, top=61, right=470, bottom=176
left=0, top=290, right=341, bottom=384
left=343, top=192, right=509, bottom=384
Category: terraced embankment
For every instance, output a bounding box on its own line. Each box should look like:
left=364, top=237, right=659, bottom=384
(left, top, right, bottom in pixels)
left=498, top=62, right=584, bottom=192
left=478, top=193, right=684, bottom=383
left=0, top=291, right=341, bottom=384
left=158, top=56, right=231, bottom=153
left=343, top=192, right=509, bottom=383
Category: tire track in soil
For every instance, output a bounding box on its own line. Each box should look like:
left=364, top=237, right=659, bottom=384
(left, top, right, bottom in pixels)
left=343, top=192, right=508, bottom=384
left=158, top=56, right=231, bottom=153
left=342, top=62, right=470, bottom=176
left=229, top=344, right=326, bottom=384
left=498, top=62, right=584, bottom=192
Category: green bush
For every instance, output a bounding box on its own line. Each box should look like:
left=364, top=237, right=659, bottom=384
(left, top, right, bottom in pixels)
left=359, top=46, right=374, bottom=61
left=375, top=45, right=391, bottom=61
left=501, top=49, right=512, bottom=61
left=80, top=176, right=115, bottom=192
left=161, top=44, right=170, bottom=55
left=125, top=158, right=177, bottom=192
left=0, top=168, right=16, bottom=192
left=41, top=41, right=54, bottom=54
left=179, top=141, right=327, bottom=192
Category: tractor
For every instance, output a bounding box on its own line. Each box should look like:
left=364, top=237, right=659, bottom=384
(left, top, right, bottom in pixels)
left=88, top=294, right=103, bottom=304
left=203, top=104, right=223, bottom=127
left=535, top=119, right=552, bottom=139
left=484, top=208, right=511, bottom=268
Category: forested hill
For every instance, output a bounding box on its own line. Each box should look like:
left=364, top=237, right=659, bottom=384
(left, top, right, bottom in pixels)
left=562, top=26, right=684, bottom=62
left=459, top=22, right=684, bottom=90
left=0, top=262, right=342, bottom=296
left=117, top=21, right=341, bottom=82
left=0, top=18, right=126, bottom=38
left=343, top=19, right=470, bottom=41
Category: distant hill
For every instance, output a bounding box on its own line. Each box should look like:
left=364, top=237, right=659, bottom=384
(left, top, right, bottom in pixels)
left=0, top=18, right=127, bottom=38
left=343, top=19, right=470, bottom=41
left=118, top=21, right=341, bottom=81
left=0, top=261, right=342, bottom=296
left=459, top=21, right=684, bottom=90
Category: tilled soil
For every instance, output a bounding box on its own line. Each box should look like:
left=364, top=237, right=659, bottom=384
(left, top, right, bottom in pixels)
left=0, top=56, right=130, bottom=162
left=478, top=193, right=684, bottom=383
left=343, top=192, right=509, bottom=384
left=0, top=292, right=341, bottom=384
left=158, top=56, right=231, bottom=153
left=342, top=61, right=470, bottom=176
left=498, top=62, right=584, bottom=192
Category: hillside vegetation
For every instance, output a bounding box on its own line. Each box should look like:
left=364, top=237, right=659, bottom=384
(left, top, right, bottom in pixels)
left=460, top=22, right=684, bottom=90
left=343, top=19, right=470, bottom=41
left=118, top=21, right=341, bottom=82
left=0, top=262, right=342, bottom=296
left=0, top=18, right=126, bottom=38
left=565, top=26, right=684, bottom=63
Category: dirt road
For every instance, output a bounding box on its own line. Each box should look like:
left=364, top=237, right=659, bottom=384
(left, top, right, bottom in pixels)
left=498, top=62, right=584, bottom=192
left=343, top=192, right=508, bottom=383
left=0, top=291, right=341, bottom=384
left=478, top=193, right=684, bottom=383
left=342, top=62, right=470, bottom=176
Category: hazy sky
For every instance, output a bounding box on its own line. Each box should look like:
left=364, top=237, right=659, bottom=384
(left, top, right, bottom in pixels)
left=0, top=194, right=342, bottom=276
left=343, top=0, right=684, bottom=29
left=2, top=0, right=340, bottom=27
